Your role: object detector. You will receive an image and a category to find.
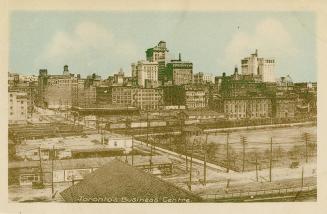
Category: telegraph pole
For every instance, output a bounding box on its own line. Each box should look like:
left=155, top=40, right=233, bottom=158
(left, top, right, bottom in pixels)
left=189, top=138, right=195, bottom=191
left=38, top=147, right=43, bottom=185
left=241, top=136, right=247, bottom=172
left=146, top=109, right=149, bottom=147
left=226, top=132, right=230, bottom=173
left=304, top=132, right=309, bottom=163
left=132, top=135, right=134, bottom=166
left=150, top=137, right=153, bottom=172
left=203, top=133, right=208, bottom=186
left=301, top=166, right=304, bottom=188
left=255, top=152, right=259, bottom=182
left=269, top=137, right=273, bottom=182
left=180, top=109, right=188, bottom=172
left=51, top=145, right=55, bottom=195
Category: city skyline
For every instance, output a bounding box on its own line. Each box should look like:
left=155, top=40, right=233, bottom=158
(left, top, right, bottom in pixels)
left=10, top=11, right=316, bottom=82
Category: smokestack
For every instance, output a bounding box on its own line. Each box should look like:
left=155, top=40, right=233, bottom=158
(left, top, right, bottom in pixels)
left=255, top=49, right=258, bottom=56
left=179, top=53, right=181, bottom=61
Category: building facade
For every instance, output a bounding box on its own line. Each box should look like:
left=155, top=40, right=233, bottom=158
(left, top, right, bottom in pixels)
left=111, top=86, right=137, bottom=107
left=134, top=88, right=163, bottom=111
left=274, top=96, right=297, bottom=119
left=9, top=91, right=28, bottom=124
left=146, top=41, right=169, bottom=84
left=184, top=85, right=207, bottom=109
left=241, top=50, right=276, bottom=82
left=165, top=54, right=193, bottom=85
left=224, top=97, right=272, bottom=120
left=132, top=60, right=159, bottom=88
left=38, top=66, right=80, bottom=109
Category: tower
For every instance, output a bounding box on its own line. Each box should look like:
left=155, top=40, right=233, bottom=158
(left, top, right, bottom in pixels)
left=63, top=65, right=70, bottom=76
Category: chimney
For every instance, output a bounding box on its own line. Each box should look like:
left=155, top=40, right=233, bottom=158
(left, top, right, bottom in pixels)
left=255, top=49, right=258, bottom=56
left=179, top=53, right=181, bottom=61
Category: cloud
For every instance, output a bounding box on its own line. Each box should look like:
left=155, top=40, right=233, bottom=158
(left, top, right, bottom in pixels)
left=35, top=21, right=139, bottom=76
left=220, top=18, right=298, bottom=73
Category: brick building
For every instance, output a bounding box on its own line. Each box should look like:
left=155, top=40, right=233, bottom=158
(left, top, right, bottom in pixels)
left=165, top=54, right=193, bottom=86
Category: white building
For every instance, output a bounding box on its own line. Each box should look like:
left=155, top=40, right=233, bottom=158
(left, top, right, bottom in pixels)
left=241, top=50, right=276, bottom=82
left=19, top=74, right=38, bottom=83
left=132, top=60, right=158, bottom=88
left=9, top=91, right=28, bottom=124
left=15, top=134, right=133, bottom=161
left=203, top=73, right=215, bottom=83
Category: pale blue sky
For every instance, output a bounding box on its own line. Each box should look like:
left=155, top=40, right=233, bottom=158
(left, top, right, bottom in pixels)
left=10, top=11, right=316, bottom=82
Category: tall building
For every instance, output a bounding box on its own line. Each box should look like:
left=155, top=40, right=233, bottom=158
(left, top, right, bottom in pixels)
left=165, top=53, right=193, bottom=85
left=9, top=90, right=28, bottom=124
left=241, top=50, right=276, bottom=82
left=38, top=65, right=80, bottom=109
left=132, top=60, right=158, bottom=88
left=146, top=41, right=169, bottom=84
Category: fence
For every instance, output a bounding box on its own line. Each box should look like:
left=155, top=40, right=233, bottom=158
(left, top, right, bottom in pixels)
left=201, top=185, right=316, bottom=201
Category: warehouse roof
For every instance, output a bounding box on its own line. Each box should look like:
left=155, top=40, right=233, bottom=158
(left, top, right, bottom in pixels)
left=60, top=159, right=201, bottom=203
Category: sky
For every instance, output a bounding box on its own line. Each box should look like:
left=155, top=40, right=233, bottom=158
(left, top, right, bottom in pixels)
left=9, top=11, right=316, bottom=82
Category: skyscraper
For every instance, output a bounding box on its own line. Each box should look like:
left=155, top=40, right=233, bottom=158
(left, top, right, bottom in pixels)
left=145, top=41, right=169, bottom=84
left=241, top=50, right=276, bottom=82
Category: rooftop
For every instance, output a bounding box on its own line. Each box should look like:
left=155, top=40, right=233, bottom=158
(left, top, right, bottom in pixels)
left=60, top=159, right=201, bottom=202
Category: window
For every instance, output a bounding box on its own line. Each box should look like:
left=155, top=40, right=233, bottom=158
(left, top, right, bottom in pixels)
left=20, top=174, right=39, bottom=185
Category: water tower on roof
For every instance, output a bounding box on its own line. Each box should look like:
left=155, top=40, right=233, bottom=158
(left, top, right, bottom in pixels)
left=63, top=65, right=70, bottom=76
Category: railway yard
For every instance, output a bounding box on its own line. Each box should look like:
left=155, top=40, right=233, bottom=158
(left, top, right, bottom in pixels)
left=8, top=108, right=317, bottom=202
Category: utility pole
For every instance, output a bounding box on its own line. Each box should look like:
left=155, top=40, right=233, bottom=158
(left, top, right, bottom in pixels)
left=189, top=138, right=195, bottom=191
left=38, top=147, right=43, bottom=185
left=269, top=137, right=273, bottom=182
left=51, top=145, right=55, bottom=195
left=132, top=135, right=134, bottom=166
left=179, top=109, right=188, bottom=172
left=304, top=132, right=309, bottom=163
left=226, top=132, right=230, bottom=173
left=203, top=133, right=208, bottom=186
left=169, top=132, right=172, bottom=150
left=255, top=152, right=259, bottom=182
left=301, top=166, right=304, bottom=188
left=150, top=137, right=153, bottom=172
left=241, top=136, right=247, bottom=172
left=146, top=109, right=149, bottom=147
